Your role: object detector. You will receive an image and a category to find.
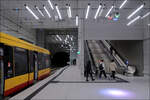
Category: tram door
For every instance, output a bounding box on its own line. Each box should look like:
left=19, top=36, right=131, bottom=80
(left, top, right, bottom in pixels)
left=34, top=53, right=38, bottom=80
left=0, top=48, right=4, bottom=96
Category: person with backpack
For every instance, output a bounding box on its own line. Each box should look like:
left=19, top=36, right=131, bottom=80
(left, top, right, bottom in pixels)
left=99, top=59, right=107, bottom=79
left=85, top=60, right=94, bottom=81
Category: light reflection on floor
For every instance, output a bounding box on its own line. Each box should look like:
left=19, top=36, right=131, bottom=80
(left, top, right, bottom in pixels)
left=99, top=88, right=135, bottom=99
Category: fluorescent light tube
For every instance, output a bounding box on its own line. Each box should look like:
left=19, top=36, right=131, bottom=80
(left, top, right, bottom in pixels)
left=68, top=5, right=72, bottom=18
left=127, top=4, right=144, bottom=19
left=127, top=16, right=141, bottom=26
left=105, top=6, right=114, bottom=18
left=94, top=4, right=102, bottom=19
left=48, top=0, right=54, bottom=10
left=66, top=4, right=72, bottom=18
left=43, top=6, right=51, bottom=18
left=119, top=0, right=128, bottom=9
left=99, top=5, right=104, bottom=17
left=141, top=12, right=150, bottom=19
left=35, top=6, right=44, bottom=17
left=85, top=3, right=90, bottom=19
left=55, top=37, right=58, bottom=41
left=25, top=5, right=39, bottom=20
left=148, top=24, right=150, bottom=26
left=66, top=4, right=69, bottom=18
left=56, top=35, right=62, bottom=41
left=55, top=4, right=62, bottom=20
left=76, top=15, right=79, bottom=26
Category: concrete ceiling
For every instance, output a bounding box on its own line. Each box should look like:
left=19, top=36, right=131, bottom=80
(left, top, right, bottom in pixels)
left=0, top=0, right=150, bottom=29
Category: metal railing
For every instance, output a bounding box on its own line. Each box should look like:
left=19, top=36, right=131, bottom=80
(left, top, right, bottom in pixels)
left=101, top=40, right=135, bottom=75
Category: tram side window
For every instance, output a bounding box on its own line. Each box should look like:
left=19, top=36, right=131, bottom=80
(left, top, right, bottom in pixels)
left=45, top=55, right=50, bottom=68
left=38, top=53, right=43, bottom=70
left=42, top=54, right=46, bottom=69
left=38, top=53, right=47, bottom=70
left=14, top=48, right=28, bottom=76
left=29, top=52, right=34, bottom=72
left=4, top=46, right=14, bottom=78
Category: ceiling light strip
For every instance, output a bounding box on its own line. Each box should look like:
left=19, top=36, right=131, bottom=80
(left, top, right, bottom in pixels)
left=67, top=35, right=69, bottom=38
left=119, top=0, right=128, bottom=9
left=105, top=6, right=114, bottom=18
left=99, top=5, right=104, bottom=17
left=127, top=4, right=144, bottom=19
left=85, top=3, right=90, bottom=19
left=68, top=5, right=72, bottom=18
left=55, top=4, right=62, bottom=20
left=56, top=35, right=62, bottom=41
left=44, top=6, right=51, bottom=18
left=76, top=15, right=79, bottom=26
left=127, top=16, right=141, bottom=26
left=94, top=4, right=102, bottom=19
left=48, top=0, right=54, bottom=10
left=141, top=12, right=150, bottom=19
left=66, top=4, right=70, bottom=18
left=25, top=5, right=39, bottom=20
left=35, top=6, right=44, bottom=17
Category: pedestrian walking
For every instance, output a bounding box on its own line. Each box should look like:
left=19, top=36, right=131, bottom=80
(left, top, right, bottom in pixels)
left=99, top=60, right=107, bottom=79
left=109, top=60, right=117, bottom=79
left=85, top=60, right=94, bottom=81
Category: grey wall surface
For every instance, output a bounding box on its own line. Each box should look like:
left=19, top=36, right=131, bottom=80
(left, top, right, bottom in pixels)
left=143, top=39, right=150, bottom=75
left=143, top=17, right=150, bottom=75
left=84, top=19, right=144, bottom=40
left=0, top=10, right=36, bottom=43
left=36, top=29, right=46, bottom=48
left=110, top=40, right=144, bottom=76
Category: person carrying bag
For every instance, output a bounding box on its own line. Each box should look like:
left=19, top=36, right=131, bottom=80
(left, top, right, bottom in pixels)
left=99, top=60, right=107, bottom=79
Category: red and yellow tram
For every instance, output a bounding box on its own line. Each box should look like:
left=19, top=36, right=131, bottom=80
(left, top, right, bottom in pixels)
left=0, top=32, right=51, bottom=96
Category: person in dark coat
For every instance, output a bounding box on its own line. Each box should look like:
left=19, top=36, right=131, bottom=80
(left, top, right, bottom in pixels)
left=85, top=61, right=94, bottom=81
left=99, top=60, right=107, bottom=79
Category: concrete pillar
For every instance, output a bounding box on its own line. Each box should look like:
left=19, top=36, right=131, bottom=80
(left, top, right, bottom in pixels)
left=77, top=18, right=84, bottom=75
left=143, top=16, right=150, bottom=75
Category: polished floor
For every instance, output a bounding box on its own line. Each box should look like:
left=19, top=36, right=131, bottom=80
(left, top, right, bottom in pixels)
left=10, top=65, right=150, bottom=100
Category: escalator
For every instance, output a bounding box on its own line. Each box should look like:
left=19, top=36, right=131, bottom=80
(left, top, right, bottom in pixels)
left=86, top=40, right=111, bottom=73
left=101, top=40, right=136, bottom=75
left=86, top=40, right=135, bottom=75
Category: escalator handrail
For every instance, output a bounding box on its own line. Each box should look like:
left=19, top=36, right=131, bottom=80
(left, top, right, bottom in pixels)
left=101, top=40, right=127, bottom=68
left=85, top=40, right=97, bottom=71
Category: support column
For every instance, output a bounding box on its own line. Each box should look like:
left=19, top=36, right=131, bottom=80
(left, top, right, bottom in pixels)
left=77, top=19, right=85, bottom=75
